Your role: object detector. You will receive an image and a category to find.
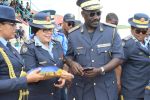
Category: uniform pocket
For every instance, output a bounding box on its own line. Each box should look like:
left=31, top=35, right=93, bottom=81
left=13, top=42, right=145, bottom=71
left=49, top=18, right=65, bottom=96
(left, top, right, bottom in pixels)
left=75, top=48, right=87, bottom=66
left=97, top=47, right=112, bottom=64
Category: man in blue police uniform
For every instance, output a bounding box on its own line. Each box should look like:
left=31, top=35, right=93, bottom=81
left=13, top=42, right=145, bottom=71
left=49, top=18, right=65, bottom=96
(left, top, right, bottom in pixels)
left=65, top=0, right=124, bottom=100
left=121, top=13, right=150, bottom=100
left=0, top=5, right=47, bottom=100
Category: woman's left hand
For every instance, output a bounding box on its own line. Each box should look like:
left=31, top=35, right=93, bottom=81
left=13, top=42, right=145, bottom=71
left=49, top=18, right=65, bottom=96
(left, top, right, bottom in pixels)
left=54, top=78, right=66, bottom=88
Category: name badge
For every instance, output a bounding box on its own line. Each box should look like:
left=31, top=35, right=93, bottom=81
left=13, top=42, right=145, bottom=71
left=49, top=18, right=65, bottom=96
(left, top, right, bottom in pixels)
left=76, top=47, right=84, bottom=50
left=39, top=61, right=47, bottom=65
left=97, top=43, right=111, bottom=48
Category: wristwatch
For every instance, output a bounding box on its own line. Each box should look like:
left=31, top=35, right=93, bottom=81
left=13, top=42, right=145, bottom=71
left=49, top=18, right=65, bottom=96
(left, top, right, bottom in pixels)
left=100, top=67, right=105, bottom=75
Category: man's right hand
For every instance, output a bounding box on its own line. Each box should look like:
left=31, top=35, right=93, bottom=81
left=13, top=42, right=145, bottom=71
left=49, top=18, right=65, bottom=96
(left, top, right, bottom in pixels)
left=69, top=61, right=84, bottom=76
left=26, top=68, right=45, bottom=83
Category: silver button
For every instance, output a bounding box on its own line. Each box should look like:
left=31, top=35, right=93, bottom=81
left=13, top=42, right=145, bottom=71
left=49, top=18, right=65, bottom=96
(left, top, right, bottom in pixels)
left=92, top=60, right=94, bottom=62
left=73, top=97, right=76, bottom=100
left=94, top=83, right=96, bottom=86
left=105, top=50, right=107, bottom=52
left=75, top=83, right=78, bottom=85
left=54, top=64, right=57, bottom=66
left=50, top=92, right=54, bottom=95
left=112, top=81, right=115, bottom=84
left=91, top=49, right=94, bottom=51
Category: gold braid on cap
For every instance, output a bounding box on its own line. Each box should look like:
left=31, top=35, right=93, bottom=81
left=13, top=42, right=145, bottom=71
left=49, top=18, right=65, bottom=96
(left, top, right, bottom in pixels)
left=0, top=48, right=29, bottom=100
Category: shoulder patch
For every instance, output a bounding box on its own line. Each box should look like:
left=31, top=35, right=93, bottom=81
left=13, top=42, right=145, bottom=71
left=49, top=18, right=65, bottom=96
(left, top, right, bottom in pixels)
left=68, top=25, right=81, bottom=33
left=25, top=39, right=35, bottom=44
left=103, top=23, right=117, bottom=28
left=20, top=45, right=28, bottom=53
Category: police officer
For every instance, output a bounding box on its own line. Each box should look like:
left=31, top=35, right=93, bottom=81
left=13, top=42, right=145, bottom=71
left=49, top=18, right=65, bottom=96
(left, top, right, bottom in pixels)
left=121, top=13, right=150, bottom=100
left=106, top=13, right=119, bottom=26
left=65, top=0, right=124, bottom=100
left=20, top=12, right=73, bottom=100
left=0, top=5, right=47, bottom=100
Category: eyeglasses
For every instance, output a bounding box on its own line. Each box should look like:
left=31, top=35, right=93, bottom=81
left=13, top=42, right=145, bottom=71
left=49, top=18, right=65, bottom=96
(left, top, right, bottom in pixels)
left=67, top=21, right=75, bottom=27
left=2, top=22, right=16, bottom=27
left=86, top=11, right=101, bottom=17
left=135, top=28, right=148, bottom=35
left=42, top=29, right=53, bottom=33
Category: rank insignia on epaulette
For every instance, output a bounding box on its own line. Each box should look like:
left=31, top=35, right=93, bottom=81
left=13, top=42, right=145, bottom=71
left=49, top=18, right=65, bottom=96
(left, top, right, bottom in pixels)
left=21, top=45, right=28, bottom=53
left=68, top=25, right=81, bottom=33
left=103, top=23, right=117, bottom=28
left=123, top=35, right=132, bottom=41
left=25, top=39, right=35, bottom=44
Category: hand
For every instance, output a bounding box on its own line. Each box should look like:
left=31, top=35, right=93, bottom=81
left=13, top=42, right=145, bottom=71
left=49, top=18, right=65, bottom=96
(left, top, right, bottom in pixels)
left=26, top=68, right=45, bottom=83
left=84, top=67, right=101, bottom=78
left=54, top=78, right=66, bottom=88
left=69, top=61, right=84, bottom=76
left=61, top=70, right=74, bottom=81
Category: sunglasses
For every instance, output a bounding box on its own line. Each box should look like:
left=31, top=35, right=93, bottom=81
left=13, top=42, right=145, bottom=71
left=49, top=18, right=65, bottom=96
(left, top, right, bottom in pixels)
left=67, top=21, right=75, bottom=27
left=135, top=28, right=148, bottom=35
left=86, top=11, right=101, bottom=17
left=42, top=29, right=53, bottom=33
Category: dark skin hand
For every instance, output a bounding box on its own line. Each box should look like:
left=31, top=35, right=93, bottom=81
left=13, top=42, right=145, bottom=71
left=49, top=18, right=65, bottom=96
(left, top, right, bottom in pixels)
left=84, top=58, right=123, bottom=78
left=66, top=58, right=84, bottom=76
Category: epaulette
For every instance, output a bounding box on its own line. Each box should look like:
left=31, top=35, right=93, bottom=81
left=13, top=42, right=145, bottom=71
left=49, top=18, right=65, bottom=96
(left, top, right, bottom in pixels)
left=51, top=39, right=60, bottom=44
left=122, top=35, right=132, bottom=46
left=25, top=39, right=35, bottom=44
left=68, top=25, right=81, bottom=33
left=103, top=23, right=117, bottom=28
left=123, top=35, right=132, bottom=41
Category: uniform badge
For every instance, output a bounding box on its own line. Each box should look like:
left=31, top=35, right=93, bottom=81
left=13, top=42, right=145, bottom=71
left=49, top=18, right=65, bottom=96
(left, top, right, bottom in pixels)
left=21, top=45, right=28, bottom=53
left=39, top=61, right=47, bottom=65
left=76, top=47, right=83, bottom=50
left=139, top=52, right=143, bottom=55
left=97, top=43, right=111, bottom=48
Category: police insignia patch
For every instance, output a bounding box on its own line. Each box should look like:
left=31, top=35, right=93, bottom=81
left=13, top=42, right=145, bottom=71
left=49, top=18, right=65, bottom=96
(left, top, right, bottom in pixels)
left=21, top=45, right=28, bottom=53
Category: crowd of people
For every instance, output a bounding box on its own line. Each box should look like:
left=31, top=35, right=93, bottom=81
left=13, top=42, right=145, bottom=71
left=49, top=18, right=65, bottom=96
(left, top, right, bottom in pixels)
left=0, top=0, right=150, bottom=100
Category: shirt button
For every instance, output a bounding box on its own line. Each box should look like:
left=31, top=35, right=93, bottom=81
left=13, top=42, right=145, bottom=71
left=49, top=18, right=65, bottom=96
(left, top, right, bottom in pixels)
left=73, top=97, right=76, bottom=100
left=105, top=50, right=107, bottom=52
left=112, top=81, right=115, bottom=84
left=92, top=60, right=95, bottom=62
left=54, top=64, right=57, bottom=66
left=94, top=83, right=96, bottom=86
left=91, top=49, right=94, bottom=51
left=50, top=92, right=54, bottom=95
left=75, top=83, right=78, bottom=85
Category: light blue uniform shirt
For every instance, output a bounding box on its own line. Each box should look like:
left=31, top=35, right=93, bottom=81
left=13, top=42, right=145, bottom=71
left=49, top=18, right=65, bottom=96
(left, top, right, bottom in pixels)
left=34, top=36, right=54, bottom=58
left=0, top=37, right=7, bottom=47
left=52, top=31, right=68, bottom=55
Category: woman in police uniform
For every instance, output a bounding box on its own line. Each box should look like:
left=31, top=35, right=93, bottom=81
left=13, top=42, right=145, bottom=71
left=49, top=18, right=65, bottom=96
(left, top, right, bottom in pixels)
left=0, top=5, right=46, bottom=100
left=20, top=12, right=73, bottom=100
left=121, top=13, right=150, bottom=100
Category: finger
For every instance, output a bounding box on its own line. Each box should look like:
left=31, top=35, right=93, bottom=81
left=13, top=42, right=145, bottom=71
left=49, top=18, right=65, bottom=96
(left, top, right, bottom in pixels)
left=33, top=68, right=41, bottom=73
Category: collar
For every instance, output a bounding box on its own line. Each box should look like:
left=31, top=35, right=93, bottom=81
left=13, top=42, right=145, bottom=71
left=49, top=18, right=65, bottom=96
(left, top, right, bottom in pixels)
left=0, top=37, right=8, bottom=47
left=34, top=36, right=54, bottom=51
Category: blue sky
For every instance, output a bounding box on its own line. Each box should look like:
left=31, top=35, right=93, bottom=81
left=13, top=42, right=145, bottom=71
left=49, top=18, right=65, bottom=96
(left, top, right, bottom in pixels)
left=23, top=0, right=150, bottom=25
